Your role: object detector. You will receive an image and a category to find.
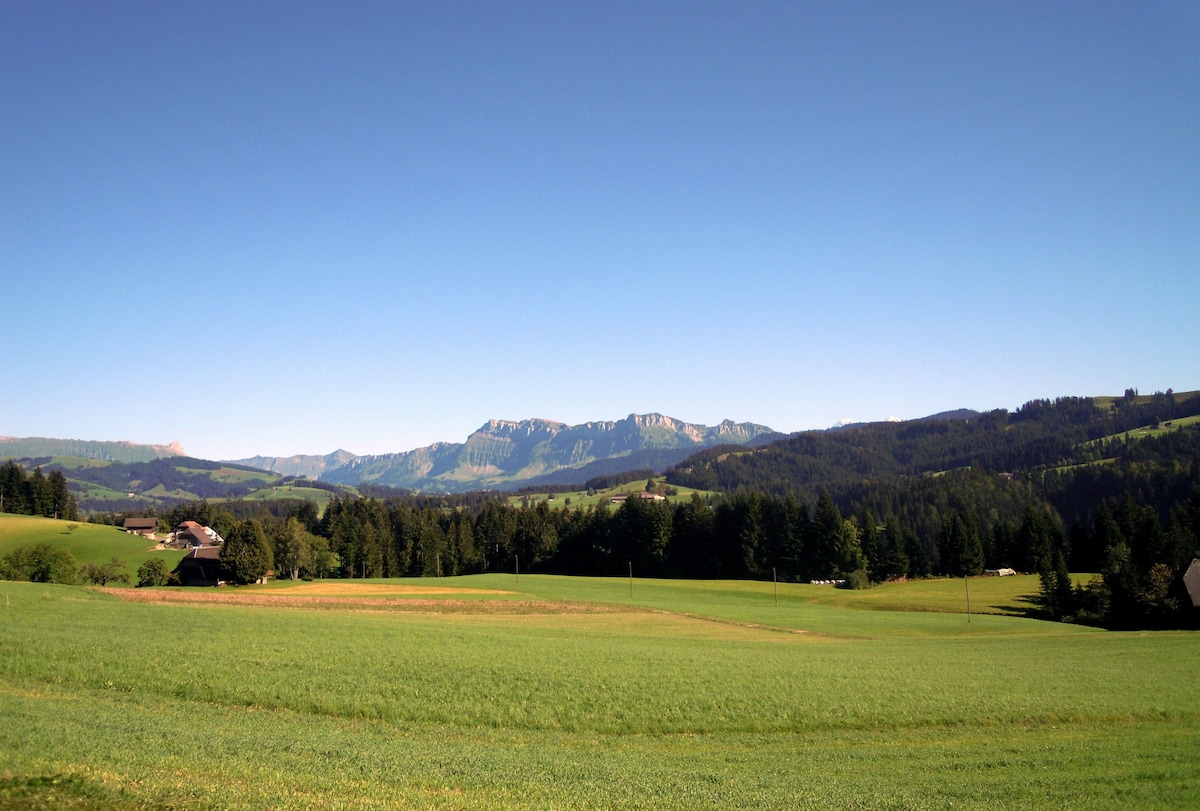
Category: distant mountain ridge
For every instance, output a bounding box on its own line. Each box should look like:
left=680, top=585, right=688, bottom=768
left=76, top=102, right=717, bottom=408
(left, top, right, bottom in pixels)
left=228, top=414, right=779, bottom=492
left=230, top=450, right=359, bottom=479
left=0, top=436, right=186, bottom=464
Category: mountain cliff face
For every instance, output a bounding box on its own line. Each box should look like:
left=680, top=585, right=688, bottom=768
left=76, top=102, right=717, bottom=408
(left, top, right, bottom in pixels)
left=0, top=436, right=186, bottom=464
left=235, top=414, right=777, bottom=492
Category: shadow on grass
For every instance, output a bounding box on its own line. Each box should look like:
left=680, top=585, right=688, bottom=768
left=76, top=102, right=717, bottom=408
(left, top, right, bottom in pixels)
left=0, top=773, right=169, bottom=810
left=993, top=593, right=1052, bottom=620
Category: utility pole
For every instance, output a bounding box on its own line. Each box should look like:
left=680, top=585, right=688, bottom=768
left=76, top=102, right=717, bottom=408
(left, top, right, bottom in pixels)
left=516, top=554, right=519, bottom=588
left=628, top=561, right=633, bottom=600
left=965, top=576, right=972, bottom=623
left=773, top=567, right=778, bottom=608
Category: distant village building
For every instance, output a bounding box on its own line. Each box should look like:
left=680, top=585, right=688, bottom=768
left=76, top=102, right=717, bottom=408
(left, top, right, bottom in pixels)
left=610, top=492, right=665, bottom=504
left=122, top=517, right=158, bottom=538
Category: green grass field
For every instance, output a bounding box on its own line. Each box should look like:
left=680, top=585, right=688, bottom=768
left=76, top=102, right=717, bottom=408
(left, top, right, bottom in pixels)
left=0, top=514, right=185, bottom=577
left=0, top=520, right=1197, bottom=809
left=1087, top=412, right=1200, bottom=446
left=507, top=479, right=717, bottom=510
left=239, top=485, right=336, bottom=512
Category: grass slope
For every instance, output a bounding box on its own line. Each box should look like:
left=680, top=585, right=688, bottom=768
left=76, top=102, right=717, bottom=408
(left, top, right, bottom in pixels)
left=0, top=573, right=1197, bottom=809
left=0, top=513, right=185, bottom=578
left=239, top=484, right=337, bottom=512
left=507, top=478, right=716, bottom=509
left=1088, top=412, right=1200, bottom=445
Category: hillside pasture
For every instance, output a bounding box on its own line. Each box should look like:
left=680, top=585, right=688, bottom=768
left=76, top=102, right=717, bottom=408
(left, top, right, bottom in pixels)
left=1088, top=412, right=1200, bottom=446
left=0, top=575, right=1196, bottom=809
left=44, top=455, right=114, bottom=471
left=239, top=484, right=336, bottom=512
left=507, top=479, right=717, bottom=510
left=1093, top=389, right=1199, bottom=411
left=0, top=513, right=185, bottom=577
left=181, top=465, right=282, bottom=485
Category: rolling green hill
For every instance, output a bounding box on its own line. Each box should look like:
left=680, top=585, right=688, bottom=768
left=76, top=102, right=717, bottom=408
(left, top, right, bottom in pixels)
left=52, top=457, right=284, bottom=513
left=0, top=513, right=186, bottom=575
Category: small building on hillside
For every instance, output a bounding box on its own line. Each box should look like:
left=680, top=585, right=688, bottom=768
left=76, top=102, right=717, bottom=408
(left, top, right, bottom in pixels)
left=123, top=517, right=159, bottom=538
left=174, top=546, right=221, bottom=587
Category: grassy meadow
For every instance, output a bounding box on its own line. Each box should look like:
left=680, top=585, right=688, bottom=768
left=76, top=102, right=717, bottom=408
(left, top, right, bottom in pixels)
left=507, top=479, right=716, bottom=509
left=239, top=484, right=339, bottom=512
left=1089, top=411, right=1200, bottom=444
left=1, top=518, right=1198, bottom=809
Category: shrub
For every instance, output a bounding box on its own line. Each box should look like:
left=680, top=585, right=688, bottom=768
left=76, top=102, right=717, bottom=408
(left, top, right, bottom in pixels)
left=0, top=544, right=78, bottom=585
left=840, top=569, right=871, bottom=590
left=136, top=558, right=170, bottom=588
left=79, top=558, right=130, bottom=586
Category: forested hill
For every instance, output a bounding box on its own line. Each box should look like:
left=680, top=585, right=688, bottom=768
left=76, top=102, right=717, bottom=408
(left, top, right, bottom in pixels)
left=667, top=390, right=1200, bottom=498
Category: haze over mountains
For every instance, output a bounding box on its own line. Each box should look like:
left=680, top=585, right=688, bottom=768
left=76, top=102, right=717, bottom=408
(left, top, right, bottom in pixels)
left=228, top=413, right=781, bottom=492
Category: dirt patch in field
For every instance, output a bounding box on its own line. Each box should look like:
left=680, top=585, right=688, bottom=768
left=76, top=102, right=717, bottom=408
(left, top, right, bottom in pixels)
left=266, top=583, right=514, bottom=596
left=99, top=588, right=636, bottom=615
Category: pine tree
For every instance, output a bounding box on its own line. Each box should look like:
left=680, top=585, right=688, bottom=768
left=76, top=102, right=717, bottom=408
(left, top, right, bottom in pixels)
left=28, top=467, right=53, bottom=518
left=810, top=488, right=842, bottom=579
left=47, top=470, right=77, bottom=521
left=220, top=520, right=272, bottom=585
left=960, top=514, right=985, bottom=576
left=0, top=461, right=29, bottom=514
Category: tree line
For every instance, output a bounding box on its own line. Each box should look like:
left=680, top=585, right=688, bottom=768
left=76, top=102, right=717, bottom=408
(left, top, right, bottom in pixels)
left=0, top=460, right=78, bottom=521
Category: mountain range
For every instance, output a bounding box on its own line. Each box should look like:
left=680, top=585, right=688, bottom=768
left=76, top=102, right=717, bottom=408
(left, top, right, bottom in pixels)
left=228, top=413, right=781, bottom=492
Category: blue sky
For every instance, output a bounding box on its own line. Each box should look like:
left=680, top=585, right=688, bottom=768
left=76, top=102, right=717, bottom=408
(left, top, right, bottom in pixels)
left=3, top=1, right=1198, bottom=460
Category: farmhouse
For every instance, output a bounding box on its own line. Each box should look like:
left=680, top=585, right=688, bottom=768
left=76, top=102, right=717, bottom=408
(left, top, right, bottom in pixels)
left=170, top=521, right=222, bottom=548
left=122, top=517, right=158, bottom=538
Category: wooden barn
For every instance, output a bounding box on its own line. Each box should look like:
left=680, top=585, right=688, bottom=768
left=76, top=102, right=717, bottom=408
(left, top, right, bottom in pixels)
left=174, top=546, right=221, bottom=587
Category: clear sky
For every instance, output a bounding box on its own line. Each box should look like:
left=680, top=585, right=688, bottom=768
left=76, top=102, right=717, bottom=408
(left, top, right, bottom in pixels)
left=3, top=1, right=1198, bottom=461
